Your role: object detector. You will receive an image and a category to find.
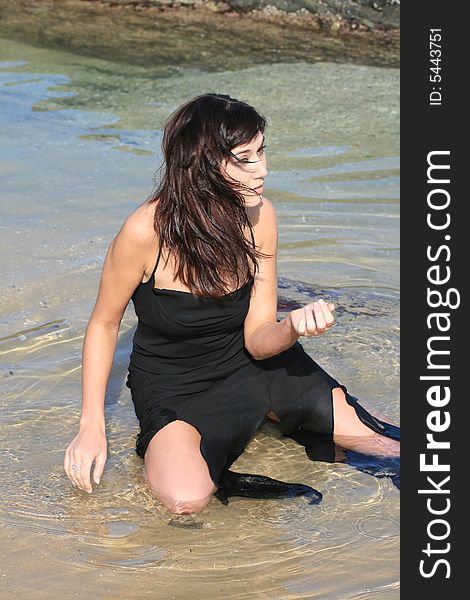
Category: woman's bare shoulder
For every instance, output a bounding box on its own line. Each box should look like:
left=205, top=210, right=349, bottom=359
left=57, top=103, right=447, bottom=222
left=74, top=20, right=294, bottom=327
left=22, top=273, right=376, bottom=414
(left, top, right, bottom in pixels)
left=119, top=200, right=157, bottom=246
left=252, top=197, right=277, bottom=250
left=258, top=197, right=277, bottom=219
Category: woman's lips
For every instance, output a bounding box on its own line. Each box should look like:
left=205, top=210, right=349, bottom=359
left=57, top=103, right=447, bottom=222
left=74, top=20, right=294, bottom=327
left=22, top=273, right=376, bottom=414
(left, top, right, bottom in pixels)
left=254, top=184, right=264, bottom=193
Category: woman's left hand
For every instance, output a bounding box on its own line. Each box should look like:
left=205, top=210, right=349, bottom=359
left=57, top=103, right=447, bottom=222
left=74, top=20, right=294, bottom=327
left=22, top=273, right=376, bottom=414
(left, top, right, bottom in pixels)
left=287, top=299, right=335, bottom=337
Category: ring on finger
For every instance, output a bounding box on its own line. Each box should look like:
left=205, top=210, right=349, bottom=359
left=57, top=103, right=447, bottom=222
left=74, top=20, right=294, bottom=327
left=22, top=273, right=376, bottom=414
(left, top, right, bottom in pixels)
left=71, top=463, right=81, bottom=472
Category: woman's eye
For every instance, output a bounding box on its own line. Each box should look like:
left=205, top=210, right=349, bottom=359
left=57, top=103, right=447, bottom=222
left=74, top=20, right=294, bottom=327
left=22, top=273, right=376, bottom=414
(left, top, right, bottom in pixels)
left=235, top=145, right=266, bottom=164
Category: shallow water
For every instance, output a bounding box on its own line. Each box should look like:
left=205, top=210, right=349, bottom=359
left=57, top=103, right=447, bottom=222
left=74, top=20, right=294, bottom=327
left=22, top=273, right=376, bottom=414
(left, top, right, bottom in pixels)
left=0, top=37, right=399, bottom=599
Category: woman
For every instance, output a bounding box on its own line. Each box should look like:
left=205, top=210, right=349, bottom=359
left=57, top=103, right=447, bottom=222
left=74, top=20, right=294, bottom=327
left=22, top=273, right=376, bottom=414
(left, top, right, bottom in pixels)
left=64, top=93, right=399, bottom=515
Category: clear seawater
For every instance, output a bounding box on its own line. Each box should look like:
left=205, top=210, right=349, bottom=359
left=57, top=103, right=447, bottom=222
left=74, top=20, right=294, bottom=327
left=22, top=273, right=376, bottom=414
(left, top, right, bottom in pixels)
left=0, top=37, right=399, bottom=600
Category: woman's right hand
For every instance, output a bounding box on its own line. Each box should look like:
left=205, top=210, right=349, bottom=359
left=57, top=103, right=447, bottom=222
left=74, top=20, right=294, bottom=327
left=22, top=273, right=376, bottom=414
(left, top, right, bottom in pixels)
left=64, top=423, right=107, bottom=494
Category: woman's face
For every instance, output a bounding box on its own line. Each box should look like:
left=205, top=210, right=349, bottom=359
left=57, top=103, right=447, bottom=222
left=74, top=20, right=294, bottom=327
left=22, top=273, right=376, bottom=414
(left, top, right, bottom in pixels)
left=220, top=131, right=268, bottom=207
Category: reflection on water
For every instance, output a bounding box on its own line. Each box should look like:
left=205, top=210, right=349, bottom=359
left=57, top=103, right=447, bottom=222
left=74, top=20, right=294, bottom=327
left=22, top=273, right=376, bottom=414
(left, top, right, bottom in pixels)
left=0, top=37, right=399, bottom=599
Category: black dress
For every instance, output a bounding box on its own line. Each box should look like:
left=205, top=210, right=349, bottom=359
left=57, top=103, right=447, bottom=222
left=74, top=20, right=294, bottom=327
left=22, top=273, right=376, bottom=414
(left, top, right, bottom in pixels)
left=126, top=242, right=344, bottom=487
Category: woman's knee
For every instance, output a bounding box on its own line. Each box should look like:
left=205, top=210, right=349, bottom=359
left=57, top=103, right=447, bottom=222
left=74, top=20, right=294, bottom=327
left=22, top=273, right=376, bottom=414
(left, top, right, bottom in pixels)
left=143, top=420, right=218, bottom=514
left=147, top=476, right=216, bottom=514
left=160, top=493, right=214, bottom=515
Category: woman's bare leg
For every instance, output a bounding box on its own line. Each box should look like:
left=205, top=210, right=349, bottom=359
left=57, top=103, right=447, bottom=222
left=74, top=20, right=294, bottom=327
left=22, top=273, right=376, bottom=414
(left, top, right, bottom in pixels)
left=143, top=420, right=218, bottom=515
left=267, top=388, right=400, bottom=458
left=332, top=387, right=399, bottom=457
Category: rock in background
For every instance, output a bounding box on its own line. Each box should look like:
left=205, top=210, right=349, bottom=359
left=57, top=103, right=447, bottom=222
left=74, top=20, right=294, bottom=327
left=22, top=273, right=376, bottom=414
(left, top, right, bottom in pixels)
left=94, top=0, right=399, bottom=28
left=0, top=0, right=399, bottom=68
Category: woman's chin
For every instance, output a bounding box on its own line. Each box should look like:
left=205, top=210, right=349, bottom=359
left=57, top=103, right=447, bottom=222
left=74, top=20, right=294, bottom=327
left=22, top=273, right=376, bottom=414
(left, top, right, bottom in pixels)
left=243, top=193, right=263, bottom=207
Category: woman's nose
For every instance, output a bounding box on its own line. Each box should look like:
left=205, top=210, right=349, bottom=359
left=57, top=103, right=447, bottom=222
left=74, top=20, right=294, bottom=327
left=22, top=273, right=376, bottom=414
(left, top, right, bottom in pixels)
left=257, top=160, right=268, bottom=178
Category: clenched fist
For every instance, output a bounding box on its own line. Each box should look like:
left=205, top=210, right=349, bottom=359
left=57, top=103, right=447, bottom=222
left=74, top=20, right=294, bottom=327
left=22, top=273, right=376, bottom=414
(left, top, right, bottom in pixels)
left=288, top=298, right=335, bottom=337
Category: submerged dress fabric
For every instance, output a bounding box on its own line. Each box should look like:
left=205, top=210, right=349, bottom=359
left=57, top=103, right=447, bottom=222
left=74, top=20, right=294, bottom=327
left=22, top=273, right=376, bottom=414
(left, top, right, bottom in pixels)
left=126, top=246, right=344, bottom=486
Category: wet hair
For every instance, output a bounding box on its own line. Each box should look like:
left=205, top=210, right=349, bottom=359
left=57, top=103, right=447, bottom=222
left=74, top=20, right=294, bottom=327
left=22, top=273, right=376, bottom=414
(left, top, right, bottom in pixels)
left=147, top=92, right=270, bottom=299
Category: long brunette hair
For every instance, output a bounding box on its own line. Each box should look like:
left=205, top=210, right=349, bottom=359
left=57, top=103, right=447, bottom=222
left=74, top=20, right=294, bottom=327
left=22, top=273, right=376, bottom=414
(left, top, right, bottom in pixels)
left=147, top=92, right=270, bottom=299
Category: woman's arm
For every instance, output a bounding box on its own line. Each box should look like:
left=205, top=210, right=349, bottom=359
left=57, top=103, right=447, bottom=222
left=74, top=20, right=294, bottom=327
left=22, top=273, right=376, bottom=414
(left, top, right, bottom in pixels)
left=64, top=205, right=155, bottom=493
left=244, top=198, right=335, bottom=360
